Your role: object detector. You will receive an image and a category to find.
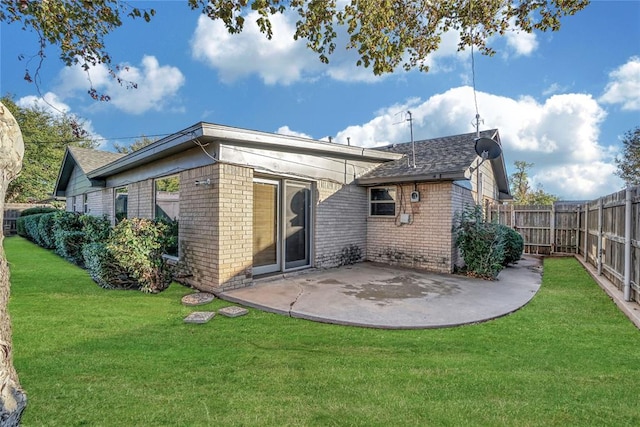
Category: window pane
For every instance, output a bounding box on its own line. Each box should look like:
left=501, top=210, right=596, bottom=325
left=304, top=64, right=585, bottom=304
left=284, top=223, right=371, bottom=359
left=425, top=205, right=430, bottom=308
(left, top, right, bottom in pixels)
left=114, top=187, right=128, bottom=223
left=371, top=202, right=395, bottom=216
left=155, top=175, right=180, bottom=257
left=155, top=175, right=180, bottom=221
left=371, top=188, right=395, bottom=201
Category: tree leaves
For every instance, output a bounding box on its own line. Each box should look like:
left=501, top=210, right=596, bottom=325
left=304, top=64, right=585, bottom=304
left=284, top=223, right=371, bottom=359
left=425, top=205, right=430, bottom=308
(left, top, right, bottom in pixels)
left=615, top=126, right=640, bottom=186
left=2, top=0, right=589, bottom=97
left=1, top=96, right=97, bottom=203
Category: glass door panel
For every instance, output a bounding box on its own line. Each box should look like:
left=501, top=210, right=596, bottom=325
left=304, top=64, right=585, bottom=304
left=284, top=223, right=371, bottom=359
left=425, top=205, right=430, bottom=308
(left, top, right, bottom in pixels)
left=253, top=180, right=280, bottom=275
left=284, top=181, right=311, bottom=270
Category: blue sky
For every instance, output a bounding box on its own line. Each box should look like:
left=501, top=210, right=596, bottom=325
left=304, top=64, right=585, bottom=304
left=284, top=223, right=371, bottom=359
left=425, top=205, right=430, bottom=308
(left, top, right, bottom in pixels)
left=2, top=0, right=639, bottom=200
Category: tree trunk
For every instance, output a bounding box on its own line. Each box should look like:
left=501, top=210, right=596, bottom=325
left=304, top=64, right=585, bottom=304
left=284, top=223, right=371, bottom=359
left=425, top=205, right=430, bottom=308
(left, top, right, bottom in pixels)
left=0, top=102, right=27, bottom=425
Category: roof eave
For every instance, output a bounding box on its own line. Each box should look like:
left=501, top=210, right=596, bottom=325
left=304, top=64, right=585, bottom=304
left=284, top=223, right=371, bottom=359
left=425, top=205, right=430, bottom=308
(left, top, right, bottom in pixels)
left=356, top=171, right=467, bottom=186
left=88, top=122, right=403, bottom=180
left=53, top=148, right=74, bottom=197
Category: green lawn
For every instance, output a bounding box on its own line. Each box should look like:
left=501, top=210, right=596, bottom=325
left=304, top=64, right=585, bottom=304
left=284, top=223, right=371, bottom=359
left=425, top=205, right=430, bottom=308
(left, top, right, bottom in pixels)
left=5, top=236, right=639, bottom=426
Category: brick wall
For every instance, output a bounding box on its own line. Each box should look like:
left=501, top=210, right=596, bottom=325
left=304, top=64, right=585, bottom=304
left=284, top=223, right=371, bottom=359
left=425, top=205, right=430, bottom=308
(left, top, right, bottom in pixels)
left=216, top=163, right=253, bottom=290
left=179, top=163, right=253, bottom=292
left=366, top=182, right=459, bottom=273
left=85, top=191, right=102, bottom=216
left=315, top=181, right=367, bottom=267
left=179, top=165, right=218, bottom=291
left=451, top=183, right=474, bottom=269
left=127, top=180, right=153, bottom=219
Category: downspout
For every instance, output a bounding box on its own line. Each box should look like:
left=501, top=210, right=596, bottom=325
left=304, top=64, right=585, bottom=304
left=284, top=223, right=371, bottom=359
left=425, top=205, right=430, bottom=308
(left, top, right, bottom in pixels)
left=623, top=187, right=632, bottom=301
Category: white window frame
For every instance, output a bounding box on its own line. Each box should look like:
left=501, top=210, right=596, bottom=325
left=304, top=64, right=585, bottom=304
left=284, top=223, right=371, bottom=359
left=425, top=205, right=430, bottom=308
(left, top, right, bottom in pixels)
left=369, top=186, right=397, bottom=217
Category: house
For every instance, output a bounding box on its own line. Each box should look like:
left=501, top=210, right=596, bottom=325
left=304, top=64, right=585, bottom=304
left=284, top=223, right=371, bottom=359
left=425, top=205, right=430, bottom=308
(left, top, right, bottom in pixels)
left=54, top=122, right=510, bottom=292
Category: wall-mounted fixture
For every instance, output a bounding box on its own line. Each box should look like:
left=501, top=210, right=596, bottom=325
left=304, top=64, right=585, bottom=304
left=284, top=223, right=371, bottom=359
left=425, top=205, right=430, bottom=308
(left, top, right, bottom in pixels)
left=410, top=191, right=420, bottom=203
left=195, top=178, right=211, bottom=186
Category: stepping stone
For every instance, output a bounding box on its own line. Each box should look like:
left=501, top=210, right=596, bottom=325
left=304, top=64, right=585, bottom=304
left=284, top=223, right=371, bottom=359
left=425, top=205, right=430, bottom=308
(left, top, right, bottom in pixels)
left=218, top=306, right=249, bottom=318
left=181, top=292, right=215, bottom=306
left=184, top=311, right=215, bottom=324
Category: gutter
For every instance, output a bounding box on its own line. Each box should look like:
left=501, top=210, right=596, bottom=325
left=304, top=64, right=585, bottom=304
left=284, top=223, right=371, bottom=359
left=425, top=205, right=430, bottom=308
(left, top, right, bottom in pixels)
left=88, top=122, right=403, bottom=179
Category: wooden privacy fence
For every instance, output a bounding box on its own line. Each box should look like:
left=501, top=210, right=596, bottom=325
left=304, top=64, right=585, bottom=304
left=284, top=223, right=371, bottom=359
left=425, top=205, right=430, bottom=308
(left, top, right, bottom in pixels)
left=489, top=185, right=640, bottom=303
left=2, top=203, right=52, bottom=236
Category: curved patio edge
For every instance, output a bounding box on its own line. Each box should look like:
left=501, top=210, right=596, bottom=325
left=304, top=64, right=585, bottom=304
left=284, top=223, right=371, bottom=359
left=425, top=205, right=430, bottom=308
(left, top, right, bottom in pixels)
left=219, top=255, right=544, bottom=329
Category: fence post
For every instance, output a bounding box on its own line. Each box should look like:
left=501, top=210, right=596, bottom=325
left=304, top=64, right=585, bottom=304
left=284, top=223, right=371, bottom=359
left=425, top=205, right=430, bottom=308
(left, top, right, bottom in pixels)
left=624, top=187, right=632, bottom=301
left=583, top=202, right=589, bottom=262
left=575, top=206, right=580, bottom=254
left=550, top=203, right=556, bottom=254
left=597, top=197, right=603, bottom=276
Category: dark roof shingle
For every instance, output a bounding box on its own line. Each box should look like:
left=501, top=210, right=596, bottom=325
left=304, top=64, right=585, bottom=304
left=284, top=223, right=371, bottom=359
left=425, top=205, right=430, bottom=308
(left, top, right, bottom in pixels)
left=358, top=129, right=500, bottom=184
left=68, top=146, right=125, bottom=173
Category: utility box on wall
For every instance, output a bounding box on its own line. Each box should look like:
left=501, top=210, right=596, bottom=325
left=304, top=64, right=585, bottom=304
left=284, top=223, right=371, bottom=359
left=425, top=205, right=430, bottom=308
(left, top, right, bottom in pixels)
left=410, top=191, right=420, bottom=202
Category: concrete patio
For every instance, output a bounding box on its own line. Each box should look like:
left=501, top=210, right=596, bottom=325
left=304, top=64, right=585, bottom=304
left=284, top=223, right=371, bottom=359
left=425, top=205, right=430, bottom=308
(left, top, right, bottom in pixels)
left=219, top=255, right=544, bottom=329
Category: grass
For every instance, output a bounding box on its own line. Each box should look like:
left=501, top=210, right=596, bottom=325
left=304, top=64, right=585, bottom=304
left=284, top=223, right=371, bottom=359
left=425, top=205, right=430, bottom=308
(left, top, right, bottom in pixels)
left=5, top=236, right=639, bottom=426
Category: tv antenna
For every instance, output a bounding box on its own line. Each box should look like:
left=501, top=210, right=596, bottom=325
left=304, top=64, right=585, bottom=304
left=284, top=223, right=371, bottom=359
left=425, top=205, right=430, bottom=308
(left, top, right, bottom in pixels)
left=407, top=111, right=416, bottom=168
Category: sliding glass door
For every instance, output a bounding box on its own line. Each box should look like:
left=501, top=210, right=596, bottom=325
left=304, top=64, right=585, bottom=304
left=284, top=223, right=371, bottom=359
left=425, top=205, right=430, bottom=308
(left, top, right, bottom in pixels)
left=252, top=178, right=312, bottom=275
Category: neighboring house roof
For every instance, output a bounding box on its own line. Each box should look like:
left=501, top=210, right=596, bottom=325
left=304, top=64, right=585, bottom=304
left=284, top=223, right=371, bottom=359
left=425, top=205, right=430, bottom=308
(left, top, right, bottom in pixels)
left=54, top=146, right=125, bottom=196
left=357, top=129, right=511, bottom=198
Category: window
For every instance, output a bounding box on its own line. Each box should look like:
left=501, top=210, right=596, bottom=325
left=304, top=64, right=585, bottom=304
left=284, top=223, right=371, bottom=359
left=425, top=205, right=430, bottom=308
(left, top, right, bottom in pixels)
left=114, top=186, right=128, bottom=223
left=369, top=187, right=396, bottom=216
left=155, top=175, right=180, bottom=257
left=83, top=193, right=88, bottom=214
left=154, top=175, right=180, bottom=221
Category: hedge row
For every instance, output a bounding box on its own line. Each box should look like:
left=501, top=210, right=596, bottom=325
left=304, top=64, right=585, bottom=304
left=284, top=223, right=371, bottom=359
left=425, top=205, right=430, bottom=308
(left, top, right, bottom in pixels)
left=17, top=211, right=177, bottom=293
left=453, top=205, right=524, bottom=279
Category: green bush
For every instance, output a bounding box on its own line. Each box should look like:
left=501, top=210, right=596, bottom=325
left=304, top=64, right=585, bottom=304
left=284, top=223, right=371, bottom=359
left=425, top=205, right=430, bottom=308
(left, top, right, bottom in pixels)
left=82, top=242, right=139, bottom=290
left=453, top=205, right=506, bottom=279
left=53, top=211, right=85, bottom=265
left=155, top=217, right=178, bottom=257
left=107, top=218, right=174, bottom=293
left=19, top=206, right=58, bottom=217
left=16, top=216, right=26, bottom=237
left=81, top=214, right=112, bottom=243
left=36, top=212, right=57, bottom=249
left=501, top=225, right=524, bottom=266
left=21, top=214, right=41, bottom=242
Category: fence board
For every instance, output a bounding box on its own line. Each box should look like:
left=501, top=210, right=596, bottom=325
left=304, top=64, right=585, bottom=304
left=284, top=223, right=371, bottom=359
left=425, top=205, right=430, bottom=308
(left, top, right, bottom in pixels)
left=489, top=185, right=639, bottom=302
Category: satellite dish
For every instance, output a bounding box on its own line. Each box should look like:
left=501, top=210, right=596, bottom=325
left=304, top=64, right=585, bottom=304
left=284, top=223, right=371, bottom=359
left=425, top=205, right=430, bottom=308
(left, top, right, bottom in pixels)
left=474, top=137, right=502, bottom=160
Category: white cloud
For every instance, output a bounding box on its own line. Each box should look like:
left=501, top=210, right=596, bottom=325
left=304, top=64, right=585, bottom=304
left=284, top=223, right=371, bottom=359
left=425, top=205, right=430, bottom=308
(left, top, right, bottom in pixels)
left=600, top=56, right=640, bottom=111
left=312, top=86, right=620, bottom=199
left=504, top=28, right=538, bottom=57
left=17, top=92, right=71, bottom=115
left=56, top=55, right=185, bottom=114
left=276, top=126, right=313, bottom=139
left=191, top=13, right=324, bottom=85
left=190, top=12, right=469, bottom=85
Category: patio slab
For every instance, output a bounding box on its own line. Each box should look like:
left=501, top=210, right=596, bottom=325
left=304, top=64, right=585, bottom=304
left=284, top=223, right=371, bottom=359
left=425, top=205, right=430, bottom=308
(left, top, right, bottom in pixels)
left=219, top=255, right=543, bottom=329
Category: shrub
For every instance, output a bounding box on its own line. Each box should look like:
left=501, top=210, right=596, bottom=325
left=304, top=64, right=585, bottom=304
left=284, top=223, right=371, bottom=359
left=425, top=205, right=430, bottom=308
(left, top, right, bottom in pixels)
left=501, top=225, right=524, bottom=266
left=453, top=205, right=506, bottom=279
left=108, top=218, right=174, bottom=293
left=155, top=217, right=178, bottom=257
left=19, top=206, right=58, bottom=217
left=53, top=211, right=86, bottom=265
left=16, top=216, right=26, bottom=237
left=21, top=214, right=42, bottom=242
left=81, top=215, right=112, bottom=243
left=82, top=242, right=139, bottom=290
left=36, top=212, right=57, bottom=249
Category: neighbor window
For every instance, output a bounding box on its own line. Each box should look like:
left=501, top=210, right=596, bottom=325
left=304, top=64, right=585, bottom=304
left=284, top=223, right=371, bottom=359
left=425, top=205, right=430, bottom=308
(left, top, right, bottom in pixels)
left=155, top=175, right=180, bottom=257
left=83, top=193, right=88, bottom=214
left=114, top=186, right=128, bottom=223
left=369, top=187, right=396, bottom=216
